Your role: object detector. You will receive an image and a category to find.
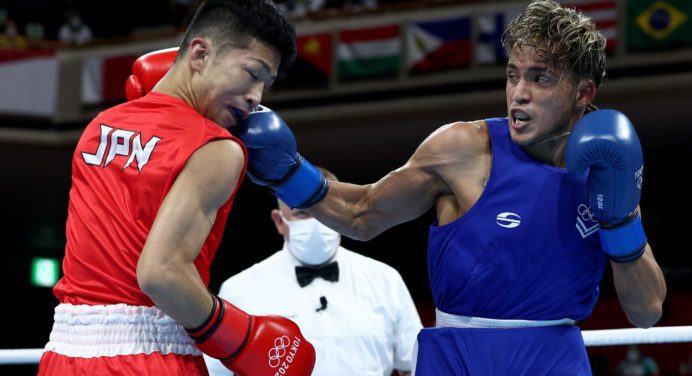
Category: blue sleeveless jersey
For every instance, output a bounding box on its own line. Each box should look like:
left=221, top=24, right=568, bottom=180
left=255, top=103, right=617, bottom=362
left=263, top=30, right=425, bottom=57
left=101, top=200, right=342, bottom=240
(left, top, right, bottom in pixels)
left=428, top=118, right=608, bottom=321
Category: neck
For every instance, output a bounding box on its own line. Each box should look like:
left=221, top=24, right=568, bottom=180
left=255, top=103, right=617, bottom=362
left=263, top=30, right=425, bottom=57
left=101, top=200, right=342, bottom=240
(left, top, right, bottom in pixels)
left=524, top=130, right=571, bottom=167
left=155, top=65, right=200, bottom=112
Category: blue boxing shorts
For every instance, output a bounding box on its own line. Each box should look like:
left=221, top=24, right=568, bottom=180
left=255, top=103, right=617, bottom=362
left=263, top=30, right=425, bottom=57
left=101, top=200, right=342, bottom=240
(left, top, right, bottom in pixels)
left=413, top=324, right=591, bottom=375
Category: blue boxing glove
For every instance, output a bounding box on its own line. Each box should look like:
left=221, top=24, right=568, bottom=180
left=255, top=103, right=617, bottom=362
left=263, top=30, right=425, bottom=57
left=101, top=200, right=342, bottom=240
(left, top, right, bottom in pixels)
left=232, top=105, right=328, bottom=209
left=566, top=109, right=646, bottom=262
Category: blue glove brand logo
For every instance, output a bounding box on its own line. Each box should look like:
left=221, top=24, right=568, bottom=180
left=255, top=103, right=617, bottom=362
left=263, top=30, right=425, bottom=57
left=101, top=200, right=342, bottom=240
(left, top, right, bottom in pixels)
left=635, top=165, right=644, bottom=190
left=496, top=212, right=521, bottom=228
left=576, top=204, right=599, bottom=239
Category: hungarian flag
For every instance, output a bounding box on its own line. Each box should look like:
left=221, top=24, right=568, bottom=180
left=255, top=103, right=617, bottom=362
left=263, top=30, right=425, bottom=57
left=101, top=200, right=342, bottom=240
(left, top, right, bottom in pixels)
left=337, top=25, right=400, bottom=81
left=562, top=0, right=618, bottom=53
left=407, top=17, right=471, bottom=74
left=277, top=32, right=332, bottom=90
left=627, top=0, right=692, bottom=50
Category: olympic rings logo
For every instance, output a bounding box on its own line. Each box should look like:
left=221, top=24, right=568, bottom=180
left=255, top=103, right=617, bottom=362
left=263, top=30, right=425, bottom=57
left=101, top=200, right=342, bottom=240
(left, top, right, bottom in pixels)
left=577, top=204, right=597, bottom=223
left=268, top=336, right=290, bottom=368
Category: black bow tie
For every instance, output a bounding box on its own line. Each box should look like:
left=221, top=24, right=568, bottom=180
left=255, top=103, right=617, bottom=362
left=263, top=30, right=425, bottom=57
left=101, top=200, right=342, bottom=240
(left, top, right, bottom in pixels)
left=295, top=262, right=339, bottom=287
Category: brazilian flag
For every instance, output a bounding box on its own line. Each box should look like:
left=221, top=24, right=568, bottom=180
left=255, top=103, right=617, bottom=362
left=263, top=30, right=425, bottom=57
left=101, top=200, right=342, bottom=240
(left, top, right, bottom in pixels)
left=627, top=0, right=692, bottom=50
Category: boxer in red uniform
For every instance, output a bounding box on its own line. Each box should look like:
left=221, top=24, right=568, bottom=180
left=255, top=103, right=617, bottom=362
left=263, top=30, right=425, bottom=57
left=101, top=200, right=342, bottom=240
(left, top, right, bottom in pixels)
left=38, top=1, right=315, bottom=375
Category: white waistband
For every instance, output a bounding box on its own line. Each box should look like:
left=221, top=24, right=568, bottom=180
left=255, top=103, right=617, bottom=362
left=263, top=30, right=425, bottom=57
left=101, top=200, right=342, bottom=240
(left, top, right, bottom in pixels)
left=435, top=309, right=576, bottom=329
left=45, top=303, right=201, bottom=358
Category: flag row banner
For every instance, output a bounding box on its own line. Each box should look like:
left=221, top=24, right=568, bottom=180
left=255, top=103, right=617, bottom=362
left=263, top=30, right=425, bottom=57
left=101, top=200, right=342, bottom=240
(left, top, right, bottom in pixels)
left=75, top=0, right=692, bottom=99
left=278, top=0, right=692, bottom=89
left=1, top=0, right=691, bottom=116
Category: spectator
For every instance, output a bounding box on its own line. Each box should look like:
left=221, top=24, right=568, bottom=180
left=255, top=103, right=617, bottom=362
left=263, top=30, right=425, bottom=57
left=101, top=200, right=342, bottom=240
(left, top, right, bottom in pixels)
left=615, top=345, right=660, bottom=376
left=0, top=18, right=28, bottom=50
left=58, top=9, right=92, bottom=46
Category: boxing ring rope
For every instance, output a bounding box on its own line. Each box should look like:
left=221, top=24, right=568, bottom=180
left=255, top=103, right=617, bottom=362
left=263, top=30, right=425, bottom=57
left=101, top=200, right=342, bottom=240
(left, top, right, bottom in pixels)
left=1, top=326, right=691, bottom=365
left=582, top=326, right=692, bottom=347
left=0, top=349, right=43, bottom=365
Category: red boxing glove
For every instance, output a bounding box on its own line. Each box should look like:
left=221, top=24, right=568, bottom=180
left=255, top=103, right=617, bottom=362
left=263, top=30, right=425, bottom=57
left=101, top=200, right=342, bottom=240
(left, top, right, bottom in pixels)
left=187, top=296, right=316, bottom=376
left=125, top=47, right=178, bottom=101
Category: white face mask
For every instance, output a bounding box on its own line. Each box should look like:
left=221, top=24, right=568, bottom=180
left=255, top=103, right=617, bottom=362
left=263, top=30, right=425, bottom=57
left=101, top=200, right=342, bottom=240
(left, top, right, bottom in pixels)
left=282, top=215, right=340, bottom=266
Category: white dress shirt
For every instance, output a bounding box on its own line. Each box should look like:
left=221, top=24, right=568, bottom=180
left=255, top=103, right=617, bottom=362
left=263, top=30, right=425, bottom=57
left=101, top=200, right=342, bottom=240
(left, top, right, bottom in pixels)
left=205, top=245, right=423, bottom=376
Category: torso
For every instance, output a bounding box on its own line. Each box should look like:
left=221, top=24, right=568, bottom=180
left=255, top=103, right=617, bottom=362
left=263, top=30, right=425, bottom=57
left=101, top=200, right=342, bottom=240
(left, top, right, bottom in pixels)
left=54, top=92, right=244, bottom=306
left=426, top=117, right=607, bottom=319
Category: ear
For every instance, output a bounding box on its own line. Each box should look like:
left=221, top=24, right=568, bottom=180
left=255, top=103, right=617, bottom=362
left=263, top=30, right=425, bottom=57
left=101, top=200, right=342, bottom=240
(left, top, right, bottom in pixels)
left=575, top=79, right=596, bottom=108
left=271, top=209, right=287, bottom=237
left=188, top=37, right=210, bottom=72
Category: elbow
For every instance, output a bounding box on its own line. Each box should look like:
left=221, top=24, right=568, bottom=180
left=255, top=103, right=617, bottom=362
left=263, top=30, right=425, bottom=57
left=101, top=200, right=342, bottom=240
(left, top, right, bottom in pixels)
left=628, top=310, right=661, bottom=329
left=627, top=300, right=664, bottom=329
left=348, top=220, right=379, bottom=242
left=137, top=260, right=177, bottom=300
left=137, top=267, right=163, bottom=298
left=349, top=229, right=374, bottom=242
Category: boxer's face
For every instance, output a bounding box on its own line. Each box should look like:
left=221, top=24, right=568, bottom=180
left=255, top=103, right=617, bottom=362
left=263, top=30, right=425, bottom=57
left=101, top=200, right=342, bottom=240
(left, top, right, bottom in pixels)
left=505, top=44, right=583, bottom=148
left=194, top=38, right=280, bottom=129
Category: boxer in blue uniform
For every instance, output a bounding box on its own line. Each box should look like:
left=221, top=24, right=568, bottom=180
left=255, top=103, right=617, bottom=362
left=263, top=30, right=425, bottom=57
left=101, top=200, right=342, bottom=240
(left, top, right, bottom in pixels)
left=232, top=0, right=666, bottom=374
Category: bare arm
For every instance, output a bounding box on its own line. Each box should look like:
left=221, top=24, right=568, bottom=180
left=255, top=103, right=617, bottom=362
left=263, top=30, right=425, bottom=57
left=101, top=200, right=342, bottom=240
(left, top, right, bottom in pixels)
left=308, top=122, right=483, bottom=241
left=137, top=139, right=245, bottom=328
left=611, top=242, right=666, bottom=328
left=309, top=166, right=441, bottom=241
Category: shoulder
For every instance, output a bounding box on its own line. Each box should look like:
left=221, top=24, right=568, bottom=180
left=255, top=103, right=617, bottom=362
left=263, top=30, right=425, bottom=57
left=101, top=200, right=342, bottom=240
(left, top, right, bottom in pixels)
left=430, top=120, right=489, bottom=150
left=178, top=139, right=245, bottom=208
left=185, top=136, right=244, bottom=171
left=186, top=139, right=245, bottom=186
left=414, top=120, right=489, bottom=162
left=192, top=137, right=244, bottom=162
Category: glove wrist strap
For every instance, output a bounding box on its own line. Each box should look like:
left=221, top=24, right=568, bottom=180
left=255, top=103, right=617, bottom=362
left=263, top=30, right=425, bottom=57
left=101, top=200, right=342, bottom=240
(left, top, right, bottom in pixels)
left=273, top=156, right=329, bottom=209
left=186, top=295, right=252, bottom=360
left=599, top=213, right=647, bottom=263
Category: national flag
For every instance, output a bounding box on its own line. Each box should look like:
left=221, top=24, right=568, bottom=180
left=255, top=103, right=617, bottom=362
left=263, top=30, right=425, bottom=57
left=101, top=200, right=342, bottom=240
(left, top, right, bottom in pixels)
left=0, top=49, right=57, bottom=117
left=407, top=17, right=471, bottom=74
left=627, top=0, right=692, bottom=50
left=562, top=0, right=618, bottom=53
left=475, top=6, right=523, bottom=65
left=82, top=54, right=138, bottom=104
left=338, top=25, right=400, bottom=81
left=277, top=32, right=332, bottom=90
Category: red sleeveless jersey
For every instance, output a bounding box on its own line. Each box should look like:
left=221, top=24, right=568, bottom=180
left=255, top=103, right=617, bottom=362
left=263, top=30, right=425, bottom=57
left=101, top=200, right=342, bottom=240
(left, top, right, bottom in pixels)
left=54, top=92, right=247, bottom=306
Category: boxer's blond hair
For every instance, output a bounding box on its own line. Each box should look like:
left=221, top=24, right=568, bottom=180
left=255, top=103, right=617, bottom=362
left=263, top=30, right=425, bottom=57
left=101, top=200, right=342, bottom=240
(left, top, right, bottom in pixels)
left=502, top=0, right=606, bottom=90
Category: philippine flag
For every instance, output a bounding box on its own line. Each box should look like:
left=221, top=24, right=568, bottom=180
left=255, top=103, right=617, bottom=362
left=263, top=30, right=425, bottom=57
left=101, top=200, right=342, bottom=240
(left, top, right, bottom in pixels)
left=407, top=16, right=471, bottom=74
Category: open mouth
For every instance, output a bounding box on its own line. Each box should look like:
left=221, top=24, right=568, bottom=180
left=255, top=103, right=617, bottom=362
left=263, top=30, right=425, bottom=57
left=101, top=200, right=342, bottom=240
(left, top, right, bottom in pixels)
left=511, top=109, right=531, bottom=127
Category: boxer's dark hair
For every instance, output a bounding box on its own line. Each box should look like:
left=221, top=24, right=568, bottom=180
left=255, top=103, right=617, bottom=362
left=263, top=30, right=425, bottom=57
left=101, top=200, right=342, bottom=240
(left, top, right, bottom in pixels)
left=178, top=0, right=296, bottom=70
